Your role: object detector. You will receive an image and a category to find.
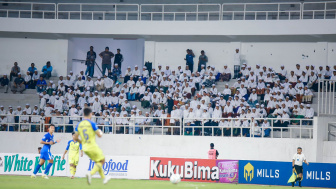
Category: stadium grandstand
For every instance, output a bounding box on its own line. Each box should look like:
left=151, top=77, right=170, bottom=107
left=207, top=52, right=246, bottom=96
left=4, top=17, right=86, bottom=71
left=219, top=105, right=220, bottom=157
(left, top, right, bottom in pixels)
left=0, top=0, right=335, bottom=188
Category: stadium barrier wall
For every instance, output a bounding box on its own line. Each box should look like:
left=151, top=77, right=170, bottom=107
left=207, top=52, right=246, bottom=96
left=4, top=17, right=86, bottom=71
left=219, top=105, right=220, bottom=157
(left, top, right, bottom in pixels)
left=0, top=132, right=317, bottom=162
left=239, top=160, right=336, bottom=188
left=0, top=153, right=150, bottom=180
left=1, top=153, right=335, bottom=188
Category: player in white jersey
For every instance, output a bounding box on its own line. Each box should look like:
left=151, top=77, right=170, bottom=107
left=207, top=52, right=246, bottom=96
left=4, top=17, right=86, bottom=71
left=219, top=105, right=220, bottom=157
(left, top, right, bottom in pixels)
left=291, top=147, right=309, bottom=187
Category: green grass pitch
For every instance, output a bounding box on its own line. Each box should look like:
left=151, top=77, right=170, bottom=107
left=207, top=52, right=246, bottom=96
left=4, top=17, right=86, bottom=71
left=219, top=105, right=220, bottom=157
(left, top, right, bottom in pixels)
left=0, top=175, right=327, bottom=189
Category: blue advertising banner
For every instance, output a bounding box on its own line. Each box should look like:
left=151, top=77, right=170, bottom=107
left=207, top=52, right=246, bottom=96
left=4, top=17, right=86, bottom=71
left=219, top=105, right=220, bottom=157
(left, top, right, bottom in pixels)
left=239, top=160, right=336, bottom=188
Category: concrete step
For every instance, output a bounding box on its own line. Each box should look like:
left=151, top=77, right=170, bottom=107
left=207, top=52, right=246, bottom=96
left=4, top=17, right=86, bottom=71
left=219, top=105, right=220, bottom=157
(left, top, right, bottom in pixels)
left=129, top=101, right=151, bottom=114
left=0, top=91, right=39, bottom=108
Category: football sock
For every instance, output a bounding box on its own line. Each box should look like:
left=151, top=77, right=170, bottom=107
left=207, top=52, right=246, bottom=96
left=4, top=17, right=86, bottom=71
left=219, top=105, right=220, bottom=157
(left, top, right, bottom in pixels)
left=73, top=167, right=77, bottom=176
left=90, top=162, right=105, bottom=179
left=299, top=181, right=301, bottom=187
left=70, top=167, right=74, bottom=176
left=33, top=164, right=42, bottom=175
left=44, top=163, right=53, bottom=175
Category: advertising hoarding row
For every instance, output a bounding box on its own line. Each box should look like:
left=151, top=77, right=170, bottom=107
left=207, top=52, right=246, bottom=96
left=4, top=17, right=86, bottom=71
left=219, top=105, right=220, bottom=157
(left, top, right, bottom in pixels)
left=0, top=153, right=335, bottom=188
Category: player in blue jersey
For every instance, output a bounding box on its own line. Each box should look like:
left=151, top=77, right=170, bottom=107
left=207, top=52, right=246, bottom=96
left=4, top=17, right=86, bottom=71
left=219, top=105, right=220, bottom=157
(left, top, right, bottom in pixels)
left=31, top=124, right=60, bottom=179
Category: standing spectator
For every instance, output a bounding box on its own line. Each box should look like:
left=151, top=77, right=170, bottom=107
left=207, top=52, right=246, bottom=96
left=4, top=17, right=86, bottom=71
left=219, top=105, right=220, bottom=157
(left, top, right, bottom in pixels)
left=112, top=64, right=121, bottom=82
left=85, top=46, right=96, bottom=78
left=36, top=76, right=47, bottom=93
left=41, top=61, right=53, bottom=79
left=11, top=73, right=25, bottom=94
left=185, top=49, right=195, bottom=73
left=0, top=74, right=9, bottom=93
left=234, top=48, right=241, bottom=66
left=10, top=62, right=20, bottom=81
left=27, top=63, right=37, bottom=76
left=114, top=48, right=123, bottom=69
left=99, top=47, right=114, bottom=76
left=198, top=50, right=208, bottom=72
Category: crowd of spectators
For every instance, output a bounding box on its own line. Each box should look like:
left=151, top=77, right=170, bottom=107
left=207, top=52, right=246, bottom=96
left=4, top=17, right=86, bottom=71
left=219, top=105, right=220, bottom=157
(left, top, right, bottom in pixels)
left=1, top=58, right=335, bottom=137
left=0, top=61, right=53, bottom=94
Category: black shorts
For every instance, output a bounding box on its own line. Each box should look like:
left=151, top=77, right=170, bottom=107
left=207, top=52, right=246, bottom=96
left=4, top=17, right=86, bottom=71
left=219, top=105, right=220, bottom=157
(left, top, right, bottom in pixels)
left=294, top=165, right=303, bottom=174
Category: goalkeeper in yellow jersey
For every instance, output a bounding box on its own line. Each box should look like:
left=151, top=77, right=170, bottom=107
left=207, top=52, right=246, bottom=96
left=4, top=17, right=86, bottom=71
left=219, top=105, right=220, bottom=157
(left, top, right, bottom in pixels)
left=62, top=132, right=83, bottom=179
left=74, top=107, right=110, bottom=185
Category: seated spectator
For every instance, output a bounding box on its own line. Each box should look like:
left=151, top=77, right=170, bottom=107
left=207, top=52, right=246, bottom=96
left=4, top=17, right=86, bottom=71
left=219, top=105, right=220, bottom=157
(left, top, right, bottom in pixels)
left=28, top=63, right=37, bottom=76
left=302, top=86, right=313, bottom=104
left=10, top=62, right=20, bottom=81
left=220, top=65, right=231, bottom=81
left=85, top=76, right=94, bottom=92
left=132, top=65, right=140, bottom=82
left=0, top=74, right=9, bottom=93
left=24, top=71, right=33, bottom=89
left=32, top=70, right=39, bottom=89
left=124, top=66, right=132, bottom=83
left=41, top=61, right=53, bottom=79
left=141, top=67, right=149, bottom=84
left=11, top=73, right=25, bottom=94
left=94, top=76, right=104, bottom=91
left=112, top=64, right=121, bottom=82
left=36, top=76, right=47, bottom=93
left=277, top=65, right=287, bottom=80
left=303, top=104, right=314, bottom=124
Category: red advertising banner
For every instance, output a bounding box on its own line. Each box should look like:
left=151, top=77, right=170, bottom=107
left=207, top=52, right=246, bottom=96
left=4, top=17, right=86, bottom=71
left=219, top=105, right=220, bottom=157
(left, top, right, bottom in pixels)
left=149, top=157, right=238, bottom=183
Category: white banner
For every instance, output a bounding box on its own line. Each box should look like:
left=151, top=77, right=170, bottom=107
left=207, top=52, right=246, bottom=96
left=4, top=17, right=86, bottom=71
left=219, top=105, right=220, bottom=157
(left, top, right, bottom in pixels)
left=0, top=153, right=149, bottom=180
left=0, top=153, right=68, bottom=176
left=76, top=155, right=149, bottom=179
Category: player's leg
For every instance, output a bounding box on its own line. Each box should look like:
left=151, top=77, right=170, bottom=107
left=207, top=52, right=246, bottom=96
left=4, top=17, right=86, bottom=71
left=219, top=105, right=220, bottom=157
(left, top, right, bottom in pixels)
left=32, top=158, right=45, bottom=178
left=69, top=164, right=75, bottom=178
left=70, top=159, right=78, bottom=179
left=42, top=152, right=54, bottom=179
left=298, top=173, right=303, bottom=187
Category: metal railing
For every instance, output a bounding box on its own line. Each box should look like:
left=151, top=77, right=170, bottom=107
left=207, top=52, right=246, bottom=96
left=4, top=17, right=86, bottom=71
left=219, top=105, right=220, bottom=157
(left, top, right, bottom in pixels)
left=222, top=2, right=302, bottom=20
left=57, top=3, right=139, bottom=20
left=0, top=2, right=56, bottom=19
left=183, top=117, right=313, bottom=139
left=303, top=1, right=336, bottom=19
left=140, top=4, right=221, bottom=21
left=0, top=2, right=335, bottom=21
left=318, top=79, right=336, bottom=116
left=0, top=115, right=313, bottom=139
left=328, top=122, right=336, bottom=141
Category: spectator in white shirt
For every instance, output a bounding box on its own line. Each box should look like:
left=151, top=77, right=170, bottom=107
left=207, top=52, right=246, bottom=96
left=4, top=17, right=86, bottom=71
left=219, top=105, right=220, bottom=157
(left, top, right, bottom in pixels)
left=277, top=65, right=287, bottom=80
left=220, top=65, right=231, bottom=81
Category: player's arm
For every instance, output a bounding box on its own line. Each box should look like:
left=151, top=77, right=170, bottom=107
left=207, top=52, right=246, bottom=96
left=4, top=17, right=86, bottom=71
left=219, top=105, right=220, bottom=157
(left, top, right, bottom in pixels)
left=92, top=121, right=103, bottom=138
left=62, top=150, right=68, bottom=160
left=95, top=129, right=103, bottom=138
left=40, top=140, right=52, bottom=145
left=62, top=141, right=70, bottom=160
left=80, top=143, right=83, bottom=157
left=304, top=159, right=309, bottom=165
